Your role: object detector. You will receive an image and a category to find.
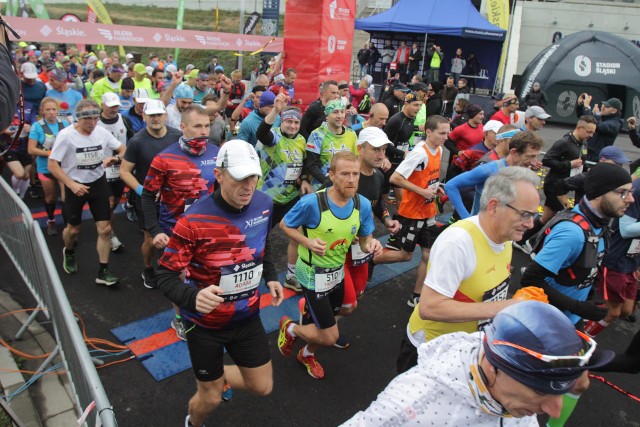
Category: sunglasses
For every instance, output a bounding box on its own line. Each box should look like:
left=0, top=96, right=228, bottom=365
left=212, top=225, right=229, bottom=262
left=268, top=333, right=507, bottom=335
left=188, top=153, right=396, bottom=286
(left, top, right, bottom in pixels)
left=492, top=330, right=596, bottom=368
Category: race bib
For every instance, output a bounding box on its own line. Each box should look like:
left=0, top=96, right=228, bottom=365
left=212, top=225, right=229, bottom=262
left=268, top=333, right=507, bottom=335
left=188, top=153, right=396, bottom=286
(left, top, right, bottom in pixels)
left=399, top=142, right=410, bottom=152
left=425, top=178, right=440, bottom=203
left=284, top=162, right=303, bottom=185
left=75, top=146, right=103, bottom=170
left=478, top=279, right=509, bottom=330
left=105, top=164, right=120, bottom=181
left=218, top=261, right=263, bottom=302
left=627, top=239, right=640, bottom=257
left=350, top=243, right=372, bottom=267
left=570, top=165, right=583, bottom=177
left=314, top=265, right=344, bottom=296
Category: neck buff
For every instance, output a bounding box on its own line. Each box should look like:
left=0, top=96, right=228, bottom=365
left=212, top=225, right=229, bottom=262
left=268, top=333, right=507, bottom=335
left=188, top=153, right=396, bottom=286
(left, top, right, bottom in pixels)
left=467, top=346, right=511, bottom=418
left=578, top=197, right=610, bottom=229
left=179, top=136, right=208, bottom=157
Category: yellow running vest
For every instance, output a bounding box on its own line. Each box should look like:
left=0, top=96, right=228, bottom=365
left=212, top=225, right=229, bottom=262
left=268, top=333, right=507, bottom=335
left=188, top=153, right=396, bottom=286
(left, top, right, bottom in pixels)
left=408, top=219, right=512, bottom=341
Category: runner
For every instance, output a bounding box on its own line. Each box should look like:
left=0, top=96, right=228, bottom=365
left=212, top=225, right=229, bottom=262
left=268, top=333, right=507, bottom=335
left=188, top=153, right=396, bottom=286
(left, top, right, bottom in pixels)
left=97, top=92, right=135, bottom=252
left=342, top=301, right=613, bottom=426
left=398, top=167, right=539, bottom=373
left=48, top=99, right=125, bottom=286
left=154, top=140, right=284, bottom=427
left=27, top=97, right=69, bottom=235
left=373, top=115, right=449, bottom=307
left=255, top=93, right=310, bottom=293
left=120, top=100, right=182, bottom=289
left=303, top=100, right=358, bottom=191
left=335, top=127, right=401, bottom=348
left=278, top=151, right=383, bottom=379
left=141, top=105, right=219, bottom=340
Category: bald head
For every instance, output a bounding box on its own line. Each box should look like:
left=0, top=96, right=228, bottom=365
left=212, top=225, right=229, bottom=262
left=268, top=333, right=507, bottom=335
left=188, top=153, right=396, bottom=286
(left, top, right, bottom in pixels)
left=368, top=103, right=389, bottom=128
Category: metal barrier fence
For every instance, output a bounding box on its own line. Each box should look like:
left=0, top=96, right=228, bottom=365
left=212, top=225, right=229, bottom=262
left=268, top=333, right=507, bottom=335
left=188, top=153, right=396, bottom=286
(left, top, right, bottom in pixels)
left=0, top=177, right=117, bottom=427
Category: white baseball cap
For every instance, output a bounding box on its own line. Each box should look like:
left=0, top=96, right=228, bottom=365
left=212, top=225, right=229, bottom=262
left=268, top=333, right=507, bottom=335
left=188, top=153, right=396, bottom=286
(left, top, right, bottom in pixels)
left=143, top=99, right=166, bottom=115
left=484, top=120, right=504, bottom=134
left=133, top=88, right=150, bottom=102
left=20, top=62, right=38, bottom=79
left=357, top=126, right=391, bottom=147
left=165, top=64, right=178, bottom=74
left=216, top=140, right=262, bottom=180
left=102, top=92, right=121, bottom=107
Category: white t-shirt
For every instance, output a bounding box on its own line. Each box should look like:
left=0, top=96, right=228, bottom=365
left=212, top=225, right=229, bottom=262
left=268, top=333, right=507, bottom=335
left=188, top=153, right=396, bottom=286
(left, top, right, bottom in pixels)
left=49, top=125, right=121, bottom=183
left=394, top=141, right=442, bottom=179
left=425, top=215, right=506, bottom=299
left=166, top=104, right=181, bottom=130
left=341, top=332, right=538, bottom=427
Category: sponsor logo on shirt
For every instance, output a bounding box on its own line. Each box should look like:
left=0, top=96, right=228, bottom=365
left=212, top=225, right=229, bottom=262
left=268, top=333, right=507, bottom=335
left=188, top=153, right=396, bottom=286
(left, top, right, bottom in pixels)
left=246, top=215, right=269, bottom=228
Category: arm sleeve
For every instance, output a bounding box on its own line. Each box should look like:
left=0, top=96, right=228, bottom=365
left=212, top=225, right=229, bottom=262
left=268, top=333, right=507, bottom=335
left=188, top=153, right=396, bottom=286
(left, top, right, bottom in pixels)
left=444, top=137, right=459, bottom=155
left=141, top=188, right=162, bottom=237
left=256, top=119, right=276, bottom=147
left=303, top=151, right=330, bottom=187
left=155, top=266, right=199, bottom=311
left=262, top=231, right=278, bottom=282
left=444, top=165, right=493, bottom=219
left=520, top=261, right=585, bottom=313
left=155, top=217, right=200, bottom=311
left=554, top=173, right=586, bottom=196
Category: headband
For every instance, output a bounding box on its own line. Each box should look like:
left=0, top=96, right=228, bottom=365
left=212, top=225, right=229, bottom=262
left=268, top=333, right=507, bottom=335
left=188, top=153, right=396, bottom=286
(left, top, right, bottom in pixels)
left=324, top=100, right=345, bottom=115
left=281, top=109, right=302, bottom=121
left=496, top=129, right=521, bottom=140
left=76, top=109, right=100, bottom=119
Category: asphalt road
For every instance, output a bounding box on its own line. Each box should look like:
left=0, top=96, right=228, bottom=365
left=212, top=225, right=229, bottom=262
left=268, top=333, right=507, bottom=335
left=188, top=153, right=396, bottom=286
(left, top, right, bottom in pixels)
left=2, top=123, right=640, bottom=426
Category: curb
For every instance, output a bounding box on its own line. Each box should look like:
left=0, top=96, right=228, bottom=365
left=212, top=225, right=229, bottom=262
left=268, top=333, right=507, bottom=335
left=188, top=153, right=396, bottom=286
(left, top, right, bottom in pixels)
left=0, top=290, right=78, bottom=427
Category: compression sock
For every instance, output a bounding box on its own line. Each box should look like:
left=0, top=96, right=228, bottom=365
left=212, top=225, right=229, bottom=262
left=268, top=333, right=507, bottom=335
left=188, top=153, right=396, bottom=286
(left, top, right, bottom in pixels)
left=287, top=323, right=297, bottom=337
left=45, top=202, right=56, bottom=221
left=583, top=319, right=609, bottom=337
left=286, top=263, right=296, bottom=278
left=18, top=179, right=30, bottom=198
left=546, top=393, right=580, bottom=427
left=99, top=263, right=108, bottom=273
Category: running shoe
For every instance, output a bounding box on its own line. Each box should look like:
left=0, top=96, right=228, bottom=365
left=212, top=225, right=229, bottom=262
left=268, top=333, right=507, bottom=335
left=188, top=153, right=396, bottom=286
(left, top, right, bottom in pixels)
left=284, top=274, right=302, bottom=292
left=172, top=317, right=187, bottom=341
left=95, top=269, right=119, bottom=286
left=62, top=248, right=77, bottom=275
left=407, top=293, right=420, bottom=308
left=110, top=234, right=124, bottom=252
left=333, top=334, right=350, bottom=349
left=297, top=348, right=325, bottom=379
left=123, top=202, right=138, bottom=222
left=221, top=382, right=233, bottom=402
left=386, top=234, right=400, bottom=251
left=47, top=220, right=58, bottom=236
left=277, top=316, right=296, bottom=357
left=141, top=268, right=157, bottom=289
left=184, top=415, right=205, bottom=427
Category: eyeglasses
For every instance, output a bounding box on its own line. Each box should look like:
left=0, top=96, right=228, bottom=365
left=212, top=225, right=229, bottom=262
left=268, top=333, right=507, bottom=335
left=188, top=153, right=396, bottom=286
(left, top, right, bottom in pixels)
left=611, top=188, right=633, bottom=199
left=491, top=330, right=596, bottom=368
left=504, top=203, right=539, bottom=221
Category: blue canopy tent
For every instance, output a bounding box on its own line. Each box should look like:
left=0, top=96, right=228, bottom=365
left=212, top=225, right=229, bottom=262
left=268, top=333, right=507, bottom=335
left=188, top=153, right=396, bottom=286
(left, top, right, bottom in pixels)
left=355, top=0, right=506, bottom=88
